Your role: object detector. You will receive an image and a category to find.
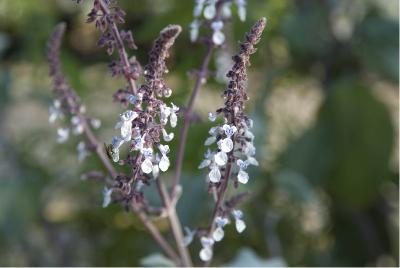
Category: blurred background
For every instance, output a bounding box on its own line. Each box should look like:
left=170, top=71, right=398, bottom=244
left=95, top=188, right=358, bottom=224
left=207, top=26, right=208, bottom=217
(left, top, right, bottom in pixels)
left=0, top=0, right=398, bottom=266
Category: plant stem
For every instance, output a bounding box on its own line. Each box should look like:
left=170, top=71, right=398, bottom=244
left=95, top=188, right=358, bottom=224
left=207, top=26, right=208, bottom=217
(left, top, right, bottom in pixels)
left=157, top=179, right=193, bottom=266
left=172, top=43, right=213, bottom=195
left=133, top=204, right=181, bottom=265
left=98, top=0, right=137, bottom=94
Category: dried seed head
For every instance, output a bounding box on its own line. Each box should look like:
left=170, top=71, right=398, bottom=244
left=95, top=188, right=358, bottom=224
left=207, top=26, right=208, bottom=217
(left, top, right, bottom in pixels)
left=144, top=25, right=182, bottom=81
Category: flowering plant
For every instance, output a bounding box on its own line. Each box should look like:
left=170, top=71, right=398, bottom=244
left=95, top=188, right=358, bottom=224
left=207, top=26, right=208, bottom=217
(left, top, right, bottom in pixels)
left=46, top=0, right=266, bottom=266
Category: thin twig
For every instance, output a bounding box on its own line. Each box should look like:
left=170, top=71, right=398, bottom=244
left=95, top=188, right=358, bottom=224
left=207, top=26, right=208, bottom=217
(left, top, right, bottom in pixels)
left=98, top=0, right=137, bottom=94
left=157, top=180, right=193, bottom=266
left=172, top=43, right=213, bottom=195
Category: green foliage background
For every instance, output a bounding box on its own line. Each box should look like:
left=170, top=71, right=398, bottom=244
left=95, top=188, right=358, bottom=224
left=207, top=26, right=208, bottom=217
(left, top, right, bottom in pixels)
left=0, top=0, right=398, bottom=266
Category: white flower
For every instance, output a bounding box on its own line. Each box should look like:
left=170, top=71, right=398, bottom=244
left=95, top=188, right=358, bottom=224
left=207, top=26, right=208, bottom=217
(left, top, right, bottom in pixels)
left=204, top=136, right=216, bottom=146
left=208, top=112, right=217, bottom=122
left=199, top=247, right=213, bottom=262
left=182, top=227, right=196, bottom=246
left=57, top=128, right=69, bottom=143
left=171, top=103, right=179, bottom=113
left=162, top=129, right=174, bottom=142
left=190, top=20, right=200, bottom=42
left=120, top=121, right=132, bottom=141
left=70, top=116, right=84, bottom=135
left=199, top=236, right=214, bottom=261
left=203, top=4, right=216, bottom=19
left=215, top=216, right=229, bottom=227
left=247, top=156, right=259, bottom=166
left=159, top=156, right=170, bottom=172
left=212, top=31, right=225, bottom=45
left=214, top=151, right=228, bottom=166
left=221, top=2, right=232, bottom=18
left=237, top=159, right=249, bottom=170
left=211, top=21, right=223, bottom=31
left=102, top=187, right=113, bottom=208
left=244, top=141, right=256, bottom=156
left=77, top=141, right=89, bottom=162
left=204, top=149, right=214, bottom=159
left=163, top=88, right=172, bottom=98
left=141, top=147, right=153, bottom=158
left=141, top=147, right=154, bottom=173
left=141, top=158, right=153, bottom=174
left=49, top=100, right=62, bottom=123
left=212, top=216, right=229, bottom=242
left=198, top=159, right=211, bottom=169
left=201, top=236, right=214, bottom=248
left=209, top=126, right=219, bottom=136
left=235, top=0, right=246, bottom=21
left=72, top=124, right=84, bottom=135
left=170, top=113, right=178, bottom=128
left=160, top=103, right=178, bottom=127
left=212, top=227, right=224, bottom=242
left=193, top=0, right=206, bottom=17
left=218, top=137, right=233, bottom=153
left=232, top=209, right=246, bottom=233
left=237, top=170, right=249, bottom=184
left=121, top=110, right=138, bottom=121
left=90, top=118, right=101, bottom=129
left=198, top=149, right=214, bottom=169
left=126, top=94, right=137, bottom=104
left=165, top=103, right=179, bottom=128
left=244, top=129, right=255, bottom=140
left=158, top=145, right=170, bottom=172
left=133, top=135, right=145, bottom=151
left=208, top=165, right=221, bottom=183
left=111, top=148, right=119, bottom=163
left=222, top=124, right=237, bottom=137
left=159, top=144, right=170, bottom=155
left=236, top=159, right=250, bottom=184
left=111, top=136, right=124, bottom=150
left=235, top=218, right=246, bottom=233
left=115, top=110, right=137, bottom=141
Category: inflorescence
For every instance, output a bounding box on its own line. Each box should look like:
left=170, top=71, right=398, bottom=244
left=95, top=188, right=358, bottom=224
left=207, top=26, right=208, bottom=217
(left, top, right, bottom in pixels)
left=47, top=0, right=266, bottom=265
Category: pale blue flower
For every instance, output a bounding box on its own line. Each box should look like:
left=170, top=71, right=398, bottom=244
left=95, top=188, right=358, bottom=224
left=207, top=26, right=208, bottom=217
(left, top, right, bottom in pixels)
left=102, top=187, right=113, bottom=208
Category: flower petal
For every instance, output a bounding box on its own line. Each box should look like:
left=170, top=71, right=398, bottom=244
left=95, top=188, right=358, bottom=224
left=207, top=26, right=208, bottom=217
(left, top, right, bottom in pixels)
left=141, top=158, right=153, bottom=174
left=159, top=155, right=170, bottom=172
left=238, top=170, right=249, bottom=184
left=209, top=166, right=221, bottom=183
left=219, top=138, right=233, bottom=153
left=199, top=247, right=213, bottom=262
left=214, top=151, right=228, bottom=166
left=198, top=159, right=211, bottom=169
left=212, top=227, right=224, bottom=242
left=204, top=136, right=217, bottom=146
left=235, top=219, right=246, bottom=233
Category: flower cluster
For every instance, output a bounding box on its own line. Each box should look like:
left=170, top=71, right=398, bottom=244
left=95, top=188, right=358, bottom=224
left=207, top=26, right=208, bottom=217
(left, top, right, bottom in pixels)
left=196, top=17, right=267, bottom=261
left=47, top=23, right=101, bottom=162
left=197, top=209, right=246, bottom=261
left=200, top=17, right=266, bottom=186
left=190, top=0, right=247, bottom=45
left=107, top=25, right=182, bottom=205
